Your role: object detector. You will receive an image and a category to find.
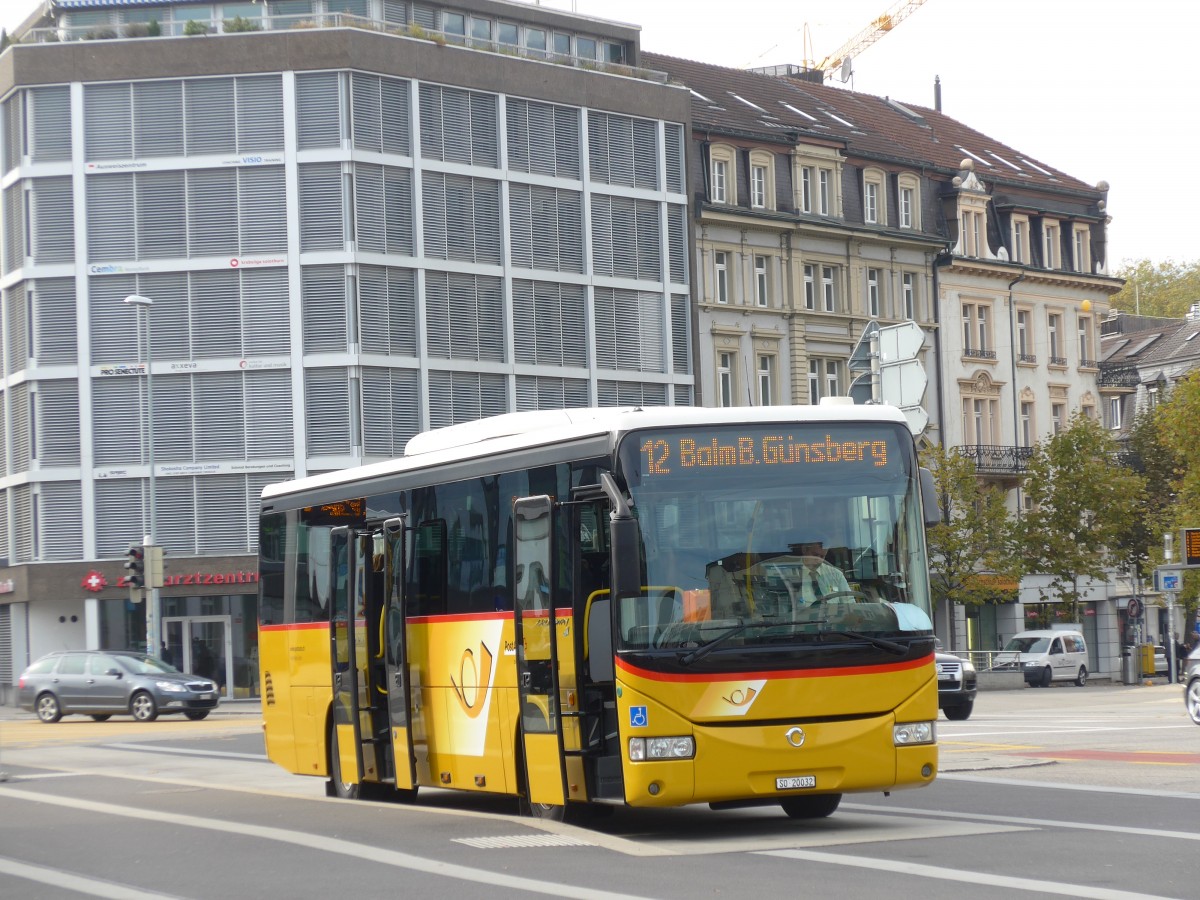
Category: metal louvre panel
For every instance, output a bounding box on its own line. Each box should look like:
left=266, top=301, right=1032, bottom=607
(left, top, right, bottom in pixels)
left=38, top=482, right=83, bottom=561
left=509, top=184, right=583, bottom=273
left=185, top=78, right=236, bottom=156
left=424, top=271, right=503, bottom=361
left=592, top=194, right=657, bottom=280
left=30, top=87, right=72, bottom=163
left=412, top=3, right=436, bottom=28
left=35, top=380, right=81, bottom=467
left=354, top=163, right=413, bottom=256
left=506, top=99, right=581, bottom=179
left=298, top=163, right=345, bottom=252
left=192, top=269, right=240, bottom=358
left=87, top=174, right=136, bottom=262
left=420, top=85, right=498, bottom=168
left=597, top=380, right=667, bottom=407
left=587, top=112, right=611, bottom=185
left=664, top=123, right=684, bottom=194
left=361, top=365, right=419, bottom=457
left=6, top=283, right=27, bottom=376
left=305, top=368, right=352, bottom=455
left=515, top=375, right=589, bottom=411
left=671, top=292, right=691, bottom=374
left=590, top=195, right=613, bottom=277
left=138, top=271, right=189, bottom=360
left=94, top=479, right=145, bottom=558
left=86, top=274, right=139, bottom=365
left=382, top=0, right=409, bottom=27
left=30, top=177, right=74, bottom=264
left=3, top=96, right=20, bottom=172
left=675, top=384, right=694, bottom=406
left=11, top=485, right=32, bottom=563
left=0, top=606, right=11, bottom=687
left=594, top=287, right=665, bottom=373
left=242, top=268, right=290, bottom=356
left=0, top=416, right=5, bottom=478
left=236, top=76, right=285, bottom=152
left=238, top=166, right=287, bottom=254
left=468, top=92, right=499, bottom=169
left=302, top=265, right=348, bottom=353
left=358, top=265, right=417, bottom=356
left=246, top=370, right=293, bottom=458
left=150, top=373, right=195, bottom=464
left=512, top=279, right=586, bottom=366
left=351, top=73, right=383, bottom=153
left=427, top=370, right=507, bottom=429
left=134, top=80, right=184, bottom=157
left=9, top=384, right=30, bottom=473
left=198, top=475, right=257, bottom=553
left=84, top=83, right=133, bottom=160
left=32, top=279, right=77, bottom=366
left=92, top=374, right=142, bottom=467
left=668, top=203, right=687, bottom=285
left=155, top=474, right=198, bottom=556
left=422, top=172, right=501, bottom=264
left=588, top=112, right=634, bottom=188
left=195, top=372, right=246, bottom=459
left=380, top=76, right=411, bottom=156
left=634, top=199, right=662, bottom=281
left=187, top=168, right=238, bottom=257
left=3, top=186, right=23, bottom=274
left=631, top=118, right=658, bottom=190
left=295, top=72, right=343, bottom=151
left=136, top=171, right=187, bottom=259
left=247, top=474, right=281, bottom=549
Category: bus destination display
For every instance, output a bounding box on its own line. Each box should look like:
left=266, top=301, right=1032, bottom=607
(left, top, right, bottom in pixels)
left=633, top=428, right=901, bottom=479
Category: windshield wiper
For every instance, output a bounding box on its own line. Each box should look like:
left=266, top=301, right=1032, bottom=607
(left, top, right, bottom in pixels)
left=678, top=619, right=781, bottom=666
left=821, top=629, right=908, bottom=655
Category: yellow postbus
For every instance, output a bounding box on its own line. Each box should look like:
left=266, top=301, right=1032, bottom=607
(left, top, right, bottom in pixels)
left=257, top=403, right=940, bottom=821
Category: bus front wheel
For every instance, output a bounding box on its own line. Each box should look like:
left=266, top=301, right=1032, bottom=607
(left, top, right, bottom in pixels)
left=328, top=722, right=361, bottom=800
left=780, top=793, right=842, bottom=819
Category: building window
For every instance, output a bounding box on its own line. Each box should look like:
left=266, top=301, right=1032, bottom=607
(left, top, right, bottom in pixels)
left=803, top=264, right=816, bottom=310
left=1016, top=309, right=1033, bottom=362
left=714, top=251, right=729, bottom=304
left=899, top=187, right=913, bottom=228
left=1108, top=396, right=1122, bottom=430
left=710, top=145, right=736, bottom=205
left=818, top=169, right=830, bottom=215
left=1078, top=315, right=1094, bottom=366
left=809, top=358, right=839, bottom=403
left=749, top=151, right=775, bottom=211
left=862, top=168, right=885, bottom=225
left=1081, top=401, right=1096, bottom=421
left=718, top=351, right=736, bottom=407
left=1011, top=216, right=1030, bottom=263
left=1048, top=312, right=1065, bottom=365
left=960, top=210, right=985, bottom=257
left=1020, top=401, right=1034, bottom=446
left=754, top=255, right=769, bottom=307
left=800, top=167, right=813, bottom=213
left=902, top=273, right=916, bottom=320
left=864, top=181, right=879, bottom=223
left=1073, top=225, right=1091, bottom=273
left=757, top=354, right=774, bottom=405
left=961, top=396, right=998, bottom=445
left=1051, top=403, right=1065, bottom=434
left=897, top=173, right=920, bottom=229
left=712, top=158, right=727, bottom=204
left=867, top=268, right=881, bottom=317
left=961, top=301, right=993, bottom=359
left=751, top=166, right=766, bottom=208
left=821, top=266, right=836, bottom=312
left=1042, top=220, right=1060, bottom=269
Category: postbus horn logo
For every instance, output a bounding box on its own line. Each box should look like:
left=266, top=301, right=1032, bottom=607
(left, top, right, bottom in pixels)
left=450, top=641, right=495, bottom=718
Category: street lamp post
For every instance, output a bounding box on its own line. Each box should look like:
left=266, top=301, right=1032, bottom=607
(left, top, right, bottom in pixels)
left=124, top=294, right=158, bottom=657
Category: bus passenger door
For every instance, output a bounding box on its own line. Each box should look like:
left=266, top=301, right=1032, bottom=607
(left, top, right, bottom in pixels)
left=512, top=495, right=568, bottom=808
left=329, top=526, right=367, bottom=792
left=383, top=517, right=417, bottom=792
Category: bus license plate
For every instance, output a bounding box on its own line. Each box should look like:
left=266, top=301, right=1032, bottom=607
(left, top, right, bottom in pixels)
left=776, top=776, right=816, bottom=790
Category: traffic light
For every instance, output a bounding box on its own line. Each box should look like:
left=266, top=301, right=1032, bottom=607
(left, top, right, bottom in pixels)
left=125, top=543, right=145, bottom=592
left=146, top=544, right=165, bottom=588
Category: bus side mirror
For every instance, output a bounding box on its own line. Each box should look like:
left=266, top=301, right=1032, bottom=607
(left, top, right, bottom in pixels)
left=587, top=596, right=614, bottom=682
left=920, top=467, right=940, bottom=527
left=609, top=514, right=641, bottom=604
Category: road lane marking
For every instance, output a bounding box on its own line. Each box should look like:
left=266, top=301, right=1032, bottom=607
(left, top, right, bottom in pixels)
left=0, top=857, right=179, bottom=899
left=102, top=742, right=268, bottom=761
left=935, top=773, right=1200, bottom=800
left=0, top=786, right=653, bottom=900
left=758, top=847, right=1176, bottom=900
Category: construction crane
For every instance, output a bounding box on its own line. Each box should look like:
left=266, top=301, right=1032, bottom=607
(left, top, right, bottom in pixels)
left=809, top=0, right=929, bottom=82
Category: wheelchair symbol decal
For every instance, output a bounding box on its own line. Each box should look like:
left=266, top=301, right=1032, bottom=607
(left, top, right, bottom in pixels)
left=629, top=705, right=648, bottom=728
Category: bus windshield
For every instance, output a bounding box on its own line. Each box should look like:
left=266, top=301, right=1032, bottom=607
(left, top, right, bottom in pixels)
left=614, top=421, right=932, bottom=655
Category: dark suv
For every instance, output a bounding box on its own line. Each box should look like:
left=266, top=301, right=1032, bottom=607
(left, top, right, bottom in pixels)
left=17, top=650, right=220, bottom=723
left=935, top=639, right=977, bottom=720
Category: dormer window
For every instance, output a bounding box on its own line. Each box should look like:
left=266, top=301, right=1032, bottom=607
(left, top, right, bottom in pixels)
left=1072, top=224, right=1091, bottom=273
left=897, top=173, right=920, bottom=229
left=1042, top=219, right=1060, bottom=269
left=1011, top=215, right=1030, bottom=263
left=862, top=168, right=886, bottom=225
left=748, top=150, right=775, bottom=210
left=710, top=144, right=736, bottom=205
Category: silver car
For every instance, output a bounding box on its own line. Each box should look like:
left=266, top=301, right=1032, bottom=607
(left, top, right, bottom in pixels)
left=1185, top=646, right=1200, bottom=726
left=17, top=650, right=220, bottom=723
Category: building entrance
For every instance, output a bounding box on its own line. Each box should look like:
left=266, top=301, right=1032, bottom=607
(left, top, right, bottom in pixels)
left=163, top=616, right=233, bottom=699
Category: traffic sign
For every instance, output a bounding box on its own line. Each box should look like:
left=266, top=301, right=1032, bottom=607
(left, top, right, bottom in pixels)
left=1156, top=566, right=1182, bottom=592
left=879, top=358, right=927, bottom=408
left=848, top=321, right=879, bottom=374
left=848, top=372, right=873, bottom=405
left=878, top=321, right=924, bottom=363
left=900, top=405, right=929, bottom=435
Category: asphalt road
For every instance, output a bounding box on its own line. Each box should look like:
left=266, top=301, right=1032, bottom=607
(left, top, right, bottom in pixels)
left=0, top=681, right=1195, bottom=899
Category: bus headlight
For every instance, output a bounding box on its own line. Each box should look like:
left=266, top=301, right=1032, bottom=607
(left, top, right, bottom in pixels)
left=629, top=736, right=695, bottom=760
left=894, top=721, right=935, bottom=745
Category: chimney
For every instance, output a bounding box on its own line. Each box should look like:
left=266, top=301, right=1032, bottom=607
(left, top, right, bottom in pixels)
left=934, top=76, right=942, bottom=112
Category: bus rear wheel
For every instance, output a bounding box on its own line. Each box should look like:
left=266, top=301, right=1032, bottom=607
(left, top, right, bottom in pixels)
left=780, top=793, right=842, bottom=819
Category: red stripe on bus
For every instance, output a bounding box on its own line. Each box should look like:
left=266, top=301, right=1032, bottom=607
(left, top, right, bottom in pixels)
left=259, top=622, right=328, bottom=632
left=615, top=653, right=934, bottom=683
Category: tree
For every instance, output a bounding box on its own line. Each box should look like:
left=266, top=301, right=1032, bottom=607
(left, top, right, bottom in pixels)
left=1155, top=370, right=1200, bottom=640
left=921, top=443, right=1018, bottom=613
left=1113, top=407, right=1183, bottom=582
left=1110, top=258, right=1200, bottom=319
left=1017, top=415, right=1146, bottom=625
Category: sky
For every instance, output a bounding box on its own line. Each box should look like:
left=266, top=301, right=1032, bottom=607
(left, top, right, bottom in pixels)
left=3, top=0, right=1194, bottom=268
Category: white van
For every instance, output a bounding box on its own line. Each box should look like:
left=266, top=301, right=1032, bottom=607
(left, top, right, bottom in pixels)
left=993, top=629, right=1089, bottom=687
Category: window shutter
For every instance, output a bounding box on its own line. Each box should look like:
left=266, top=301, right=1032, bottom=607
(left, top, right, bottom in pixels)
left=668, top=203, right=687, bottom=285
left=515, top=375, right=589, bottom=411
left=598, top=380, right=666, bottom=407
left=9, top=384, right=30, bottom=473
left=236, top=76, right=285, bottom=152
left=3, top=96, right=21, bottom=172
left=30, top=177, right=74, bottom=264
left=664, top=123, right=684, bottom=193
left=11, top=485, right=31, bottom=563
left=379, top=76, right=411, bottom=156
left=87, top=174, right=136, bottom=262
left=185, top=78, right=236, bottom=156
left=671, top=293, right=691, bottom=374
left=246, top=369, right=294, bottom=458
left=632, top=118, right=658, bottom=190
left=85, top=274, right=139, bottom=366
left=359, top=265, right=417, bottom=356
left=594, top=288, right=664, bottom=372
left=187, top=168, right=238, bottom=257
left=35, top=380, right=81, bottom=467
left=425, top=272, right=503, bottom=361
left=361, top=366, right=419, bottom=457
left=242, top=267, right=290, bottom=356
left=133, top=80, right=184, bottom=158
left=94, top=479, right=146, bottom=558
left=302, top=265, right=348, bottom=353
left=92, top=377, right=143, bottom=466
left=5, top=283, right=26, bottom=376
left=191, top=269, right=240, bottom=358
left=635, top=199, right=661, bottom=281
left=38, top=482, right=83, bottom=561
left=32, top=279, right=77, bottom=366
left=354, top=163, right=412, bottom=255
left=382, top=0, right=409, bottom=26
left=305, top=367, right=352, bottom=455
left=509, top=185, right=582, bottom=273
left=298, top=163, right=345, bottom=251
left=428, top=370, right=507, bottom=428
left=351, top=73, right=384, bottom=153
left=29, top=87, right=72, bottom=163
left=194, top=372, right=246, bottom=459
left=512, top=279, right=585, bottom=367
left=239, top=166, right=287, bottom=254
left=138, top=271, right=189, bottom=361
left=295, top=72, right=343, bottom=150
left=197, top=475, right=254, bottom=553
left=420, top=85, right=497, bottom=167
left=422, top=173, right=500, bottom=264
left=136, top=171, right=187, bottom=259
left=3, top=185, right=24, bottom=274
left=84, top=83, right=133, bottom=160
left=155, top=474, right=197, bottom=556
left=149, top=373, right=194, bottom=464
